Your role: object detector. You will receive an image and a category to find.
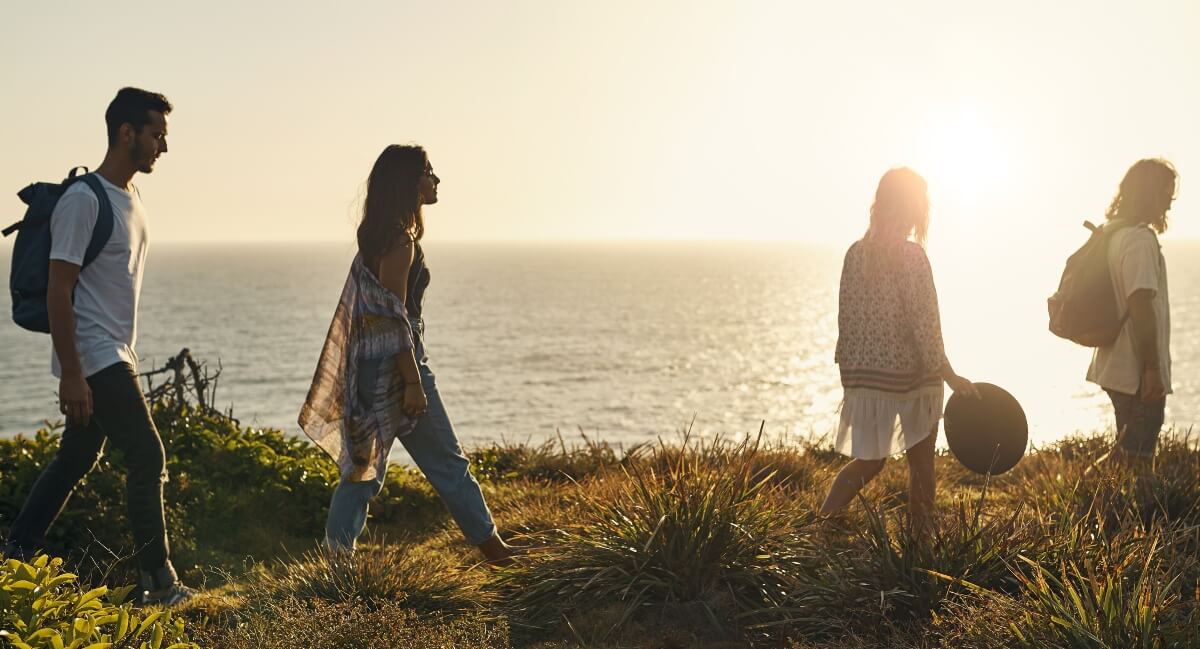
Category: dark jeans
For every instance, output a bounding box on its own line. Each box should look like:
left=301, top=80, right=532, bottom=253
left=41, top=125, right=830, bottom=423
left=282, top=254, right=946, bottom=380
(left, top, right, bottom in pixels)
left=5, top=362, right=171, bottom=572
left=1105, top=388, right=1166, bottom=458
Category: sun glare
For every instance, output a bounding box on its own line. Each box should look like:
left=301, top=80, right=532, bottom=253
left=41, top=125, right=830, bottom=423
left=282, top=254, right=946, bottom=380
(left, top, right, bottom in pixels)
left=915, top=109, right=1013, bottom=212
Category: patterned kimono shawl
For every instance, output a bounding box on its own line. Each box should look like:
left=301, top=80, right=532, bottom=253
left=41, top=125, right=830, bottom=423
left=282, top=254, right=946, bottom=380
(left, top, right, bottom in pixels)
left=299, top=254, right=418, bottom=481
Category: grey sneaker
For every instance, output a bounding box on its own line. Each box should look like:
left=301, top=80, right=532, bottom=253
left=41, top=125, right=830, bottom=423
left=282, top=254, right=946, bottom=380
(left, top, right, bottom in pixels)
left=140, top=581, right=197, bottom=607
left=138, top=562, right=195, bottom=607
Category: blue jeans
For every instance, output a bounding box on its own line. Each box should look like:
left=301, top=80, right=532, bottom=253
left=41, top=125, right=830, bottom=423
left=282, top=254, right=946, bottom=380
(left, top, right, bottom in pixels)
left=325, top=342, right=496, bottom=549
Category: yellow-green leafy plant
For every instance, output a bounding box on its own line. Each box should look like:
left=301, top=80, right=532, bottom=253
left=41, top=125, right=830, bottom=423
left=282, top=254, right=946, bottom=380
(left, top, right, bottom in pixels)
left=0, top=555, right=197, bottom=649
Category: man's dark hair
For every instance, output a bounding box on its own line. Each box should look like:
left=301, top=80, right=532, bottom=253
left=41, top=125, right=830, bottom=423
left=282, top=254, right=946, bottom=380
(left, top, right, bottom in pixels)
left=105, top=87, right=173, bottom=146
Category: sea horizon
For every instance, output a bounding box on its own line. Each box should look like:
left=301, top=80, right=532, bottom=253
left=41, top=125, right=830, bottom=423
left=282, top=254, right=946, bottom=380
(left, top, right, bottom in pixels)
left=3, top=240, right=1198, bottom=459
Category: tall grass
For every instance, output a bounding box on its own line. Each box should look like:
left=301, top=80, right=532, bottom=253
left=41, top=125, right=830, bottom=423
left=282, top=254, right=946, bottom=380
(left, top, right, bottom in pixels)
left=248, top=541, right=486, bottom=613
left=493, top=434, right=813, bottom=642
left=1009, top=535, right=1195, bottom=649
left=8, top=389, right=1196, bottom=648
left=189, top=600, right=510, bottom=649
left=752, top=489, right=1037, bottom=644
left=213, top=429, right=1190, bottom=647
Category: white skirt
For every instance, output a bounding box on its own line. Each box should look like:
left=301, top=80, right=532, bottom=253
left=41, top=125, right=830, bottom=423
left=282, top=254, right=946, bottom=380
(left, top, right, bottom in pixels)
left=835, top=385, right=944, bottom=460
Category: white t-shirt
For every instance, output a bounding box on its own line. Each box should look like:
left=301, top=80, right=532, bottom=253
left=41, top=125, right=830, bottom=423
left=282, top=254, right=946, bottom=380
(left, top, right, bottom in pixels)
left=1086, top=223, right=1171, bottom=396
left=48, top=174, right=150, bottom=378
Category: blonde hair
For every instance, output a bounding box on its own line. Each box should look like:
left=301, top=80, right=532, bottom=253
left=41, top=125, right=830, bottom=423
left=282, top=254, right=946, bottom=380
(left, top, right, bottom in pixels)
left=1105, top=158, right=1178, bottom=234
left=864, top=167, right=930, bottom=246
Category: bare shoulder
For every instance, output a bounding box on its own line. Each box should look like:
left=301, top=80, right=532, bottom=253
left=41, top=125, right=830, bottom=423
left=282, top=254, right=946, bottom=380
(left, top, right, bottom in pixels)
left=377, top=236, right=415, bottom=283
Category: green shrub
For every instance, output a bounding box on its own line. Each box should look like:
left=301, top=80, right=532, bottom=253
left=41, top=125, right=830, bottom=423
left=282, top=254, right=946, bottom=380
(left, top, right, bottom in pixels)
left=0, top=554, right=196, bottom=649
left=0, top=406, right=444, bottom=586
left=0, top=427, right=134, bottom=578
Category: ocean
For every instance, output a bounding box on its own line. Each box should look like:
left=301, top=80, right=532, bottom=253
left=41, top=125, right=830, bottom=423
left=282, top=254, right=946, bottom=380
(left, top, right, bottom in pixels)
left=2, top=241, right=1197, bottom=460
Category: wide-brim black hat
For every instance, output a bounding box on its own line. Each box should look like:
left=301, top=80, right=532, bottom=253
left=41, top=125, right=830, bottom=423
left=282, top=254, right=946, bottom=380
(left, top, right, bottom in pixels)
left=944, top=382, right=1028, bottom=475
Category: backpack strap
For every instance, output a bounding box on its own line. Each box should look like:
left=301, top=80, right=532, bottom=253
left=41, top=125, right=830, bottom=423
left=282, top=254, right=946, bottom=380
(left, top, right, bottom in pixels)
left=78, top=174, right=115, bottom=269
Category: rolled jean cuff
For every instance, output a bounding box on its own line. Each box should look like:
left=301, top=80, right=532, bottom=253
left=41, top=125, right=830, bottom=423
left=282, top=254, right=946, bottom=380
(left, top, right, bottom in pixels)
left=464, top=521, right=498, bottom=547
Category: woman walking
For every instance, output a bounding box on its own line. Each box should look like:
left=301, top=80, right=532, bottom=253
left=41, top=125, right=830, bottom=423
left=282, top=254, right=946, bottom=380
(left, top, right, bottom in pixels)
left=300, top=144, right=516, bottom=564
left=820, top=167, right=978, bottom=526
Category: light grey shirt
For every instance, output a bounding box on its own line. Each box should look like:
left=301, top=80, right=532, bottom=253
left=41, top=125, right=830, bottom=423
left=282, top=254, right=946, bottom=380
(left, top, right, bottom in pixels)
left=1086, top=224, right=1171, bottom=396
left=48, top=174, right=150, bottom=378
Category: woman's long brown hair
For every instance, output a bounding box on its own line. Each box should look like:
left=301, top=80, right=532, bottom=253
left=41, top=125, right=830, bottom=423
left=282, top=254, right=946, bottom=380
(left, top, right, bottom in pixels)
left=357, top=144, right=427, bottom=269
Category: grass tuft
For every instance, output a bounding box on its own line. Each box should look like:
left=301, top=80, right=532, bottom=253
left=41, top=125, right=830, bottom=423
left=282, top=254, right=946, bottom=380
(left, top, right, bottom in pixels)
left=494, top=434, right=811, bottom=641
left=251, top=540, right=487, bottom=614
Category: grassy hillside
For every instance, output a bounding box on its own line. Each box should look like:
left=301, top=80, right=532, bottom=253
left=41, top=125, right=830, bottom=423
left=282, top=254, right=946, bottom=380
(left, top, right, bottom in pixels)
left=1, top=366, right=1196, bottom=648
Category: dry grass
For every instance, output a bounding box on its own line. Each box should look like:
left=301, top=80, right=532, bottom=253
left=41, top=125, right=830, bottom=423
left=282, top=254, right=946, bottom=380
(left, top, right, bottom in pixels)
left=168, top=430, right=1200, bottom=648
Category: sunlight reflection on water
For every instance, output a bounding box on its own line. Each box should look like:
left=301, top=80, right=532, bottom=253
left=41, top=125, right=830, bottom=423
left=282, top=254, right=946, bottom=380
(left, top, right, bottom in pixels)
left=1, top=241, right=1196, bottom=459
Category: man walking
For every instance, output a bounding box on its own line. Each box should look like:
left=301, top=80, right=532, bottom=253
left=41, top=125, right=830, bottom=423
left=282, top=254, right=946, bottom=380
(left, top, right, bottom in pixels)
left=1087, top=158, right=1179, bottom=475
left=4, top=87, right=193, bottom=605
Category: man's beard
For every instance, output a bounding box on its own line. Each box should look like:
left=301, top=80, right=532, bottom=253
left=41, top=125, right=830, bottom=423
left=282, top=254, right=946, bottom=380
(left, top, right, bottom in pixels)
left=131, top=140, right=155, bottom=173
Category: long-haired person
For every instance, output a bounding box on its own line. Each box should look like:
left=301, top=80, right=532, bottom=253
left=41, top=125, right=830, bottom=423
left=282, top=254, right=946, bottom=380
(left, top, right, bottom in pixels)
left=1087, top=159, right=1178, bottom=474
left=300, top=145, right=516, bottom=564
left=820, top=167, right=978, bottom=525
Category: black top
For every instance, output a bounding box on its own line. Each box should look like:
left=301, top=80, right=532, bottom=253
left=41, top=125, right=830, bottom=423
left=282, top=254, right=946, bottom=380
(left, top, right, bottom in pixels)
left=406, top=243, right=431, bottom=323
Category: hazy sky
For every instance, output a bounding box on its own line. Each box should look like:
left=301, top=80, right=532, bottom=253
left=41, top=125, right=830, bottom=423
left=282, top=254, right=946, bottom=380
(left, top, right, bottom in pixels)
left=2, top=0, right=1197, bottom=245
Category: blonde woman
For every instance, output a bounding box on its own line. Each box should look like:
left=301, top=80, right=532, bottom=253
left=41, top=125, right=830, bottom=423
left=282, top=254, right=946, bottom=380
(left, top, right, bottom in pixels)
left=820, top=168, right=977, bottom=525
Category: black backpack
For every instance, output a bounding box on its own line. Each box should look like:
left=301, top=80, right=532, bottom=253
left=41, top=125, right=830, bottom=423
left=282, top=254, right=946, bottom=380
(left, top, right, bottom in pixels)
left=1047, top=220, right=1132, bottom=347
left=3, top=167, right=114, bottom=333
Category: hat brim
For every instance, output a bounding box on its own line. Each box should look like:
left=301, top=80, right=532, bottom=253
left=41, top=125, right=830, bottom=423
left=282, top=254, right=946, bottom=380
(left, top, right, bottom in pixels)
left=944, top=382, right=1029, bottom=475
